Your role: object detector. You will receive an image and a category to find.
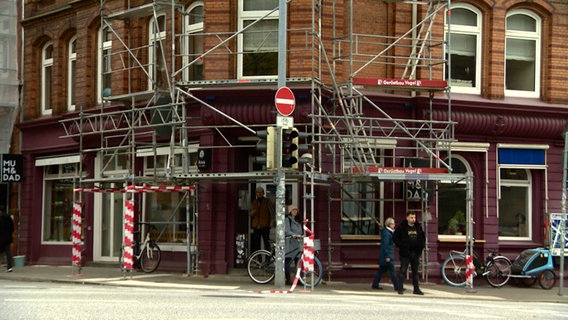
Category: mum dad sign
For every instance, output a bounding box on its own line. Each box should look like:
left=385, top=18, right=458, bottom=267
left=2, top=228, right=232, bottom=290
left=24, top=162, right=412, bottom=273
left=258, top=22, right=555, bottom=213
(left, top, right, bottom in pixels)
left=1, top=154, right=23, bottom=182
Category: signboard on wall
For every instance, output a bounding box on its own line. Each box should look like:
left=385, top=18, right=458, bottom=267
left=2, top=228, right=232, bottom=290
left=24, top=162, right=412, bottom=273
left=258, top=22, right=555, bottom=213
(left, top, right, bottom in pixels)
left=1, top=154, right=23, bottom=182
left=549, top=213, right=568, bottom=256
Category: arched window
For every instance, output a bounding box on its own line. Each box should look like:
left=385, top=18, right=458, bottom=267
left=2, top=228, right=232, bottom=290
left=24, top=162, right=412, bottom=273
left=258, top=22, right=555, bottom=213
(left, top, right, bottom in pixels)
left=183, top=2, right=204, bottom=82
left=438, top=156, right=471, bottom=236
left=67, top=36, right=77, bottom=111
left=505, top=10, right=541, bottom=98
left=41, top=41, right=53, bottom=115
left=97, top=26, right=112, bottom=104
left=238, top=0, right=278, bottom=79
left=445, top=4, right=482, bottom=94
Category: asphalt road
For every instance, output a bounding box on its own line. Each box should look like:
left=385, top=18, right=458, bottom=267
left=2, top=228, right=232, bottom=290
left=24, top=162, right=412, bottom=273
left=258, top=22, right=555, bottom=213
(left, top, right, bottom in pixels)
left=1, top=279, right=567, bottom=320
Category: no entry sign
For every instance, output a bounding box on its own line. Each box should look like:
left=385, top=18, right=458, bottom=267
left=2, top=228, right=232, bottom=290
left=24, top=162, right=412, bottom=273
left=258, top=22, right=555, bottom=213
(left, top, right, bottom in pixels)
left=274, top=87, right=295, bottom=116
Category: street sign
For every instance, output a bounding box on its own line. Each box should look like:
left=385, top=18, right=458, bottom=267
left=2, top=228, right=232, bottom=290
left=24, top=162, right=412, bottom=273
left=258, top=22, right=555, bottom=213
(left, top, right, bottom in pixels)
left=274, top=86, right=295, bottom=116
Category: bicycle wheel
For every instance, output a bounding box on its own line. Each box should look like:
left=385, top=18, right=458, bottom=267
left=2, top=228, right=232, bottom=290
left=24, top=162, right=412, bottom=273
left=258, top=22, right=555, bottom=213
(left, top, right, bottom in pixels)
left=441, top=254, right=467, bottom=287
left=485, top=257, right=511, bottom=288
left=247, top=250, right=275, bottom=284
left=538, top=269, right=556, bottom=290
left=140, top=242, right=161, bottom=273
left=298, top=256, right=323, bottom=288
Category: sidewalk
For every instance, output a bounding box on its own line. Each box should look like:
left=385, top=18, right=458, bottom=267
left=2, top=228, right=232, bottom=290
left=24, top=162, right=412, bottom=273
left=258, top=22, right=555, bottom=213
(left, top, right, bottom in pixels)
left=1, top=264, right=568, bottom=303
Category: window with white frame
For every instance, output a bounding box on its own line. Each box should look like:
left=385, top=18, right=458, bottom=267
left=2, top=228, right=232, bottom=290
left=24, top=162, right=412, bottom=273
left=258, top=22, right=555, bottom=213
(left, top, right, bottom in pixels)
left=97, top=26, right=112, bottom=104
left=238, top=0, right=279, bottom=79
left=505, top=10, right=541, bottom=98
left=67, top=36, right=77, bottom=111
left=498, top=168, right=531, bottom=239
left=496, top=145, right=547, bottom=240
left=438, top=157, right=470, bottom=236
left=149, top=14, right=167, bottom=90
left=41, top=162, right=78, bottom=242
left=183, top=2, right=204, bottom=82
left=445, top=4, right=482, bottom=94
left=41, top=41, right=53, bottom=115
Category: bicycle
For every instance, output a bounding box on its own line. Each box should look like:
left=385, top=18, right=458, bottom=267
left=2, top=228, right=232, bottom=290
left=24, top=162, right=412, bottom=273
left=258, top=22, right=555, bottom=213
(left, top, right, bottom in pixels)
left=119, top=222, right=162, bottom=273
left=247, top=222, right=323, bottom=288
left=441, top=244, right=512, bottom=288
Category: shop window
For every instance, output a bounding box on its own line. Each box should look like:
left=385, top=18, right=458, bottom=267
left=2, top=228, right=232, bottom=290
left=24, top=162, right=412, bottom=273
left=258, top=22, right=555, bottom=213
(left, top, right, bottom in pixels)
left=67, top=36, right=77, bottom=111
left=41, top=163, right=78, bottom=242
left=144, top=191, right=195, bottom=246
left=505, top=10, right=541, bottom=98
left=438, top=157, right=470, bottom=236
left=238, top=0, right=278, bottom=79
left=499, top=168, right=531, bottom=239
left=41, top=41, right=53, bottom=115
left=149, top=14, right=167, bottom=90
left=445, top=4, right=482, bottom=94
left=97, top=26, right=112, bottom=104
left=341, top=182, right=380, bottom=237
left=183, top=2, right=204, bottom=81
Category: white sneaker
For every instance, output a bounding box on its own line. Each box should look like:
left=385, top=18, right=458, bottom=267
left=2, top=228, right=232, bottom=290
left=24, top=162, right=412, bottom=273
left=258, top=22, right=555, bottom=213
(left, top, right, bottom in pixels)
left=6, top=268, right=12, bottom=272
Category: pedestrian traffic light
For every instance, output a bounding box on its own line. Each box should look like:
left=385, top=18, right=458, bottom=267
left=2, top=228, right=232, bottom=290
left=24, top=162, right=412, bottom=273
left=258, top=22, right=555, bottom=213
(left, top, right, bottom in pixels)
left=281, top=128, right=299, bottom=169
left=255, top=126, right=277, bottom=170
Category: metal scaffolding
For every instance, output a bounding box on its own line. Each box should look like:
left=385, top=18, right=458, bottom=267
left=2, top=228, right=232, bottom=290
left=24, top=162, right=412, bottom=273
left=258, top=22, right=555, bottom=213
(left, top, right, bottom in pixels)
left=60, top=0, right=470, bottom=278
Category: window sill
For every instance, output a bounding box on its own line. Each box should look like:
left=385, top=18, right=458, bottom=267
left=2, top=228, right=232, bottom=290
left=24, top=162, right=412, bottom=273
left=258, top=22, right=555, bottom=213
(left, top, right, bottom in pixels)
left=340, top=235, right=380, bottom=241
left=438, top=237, right=485, bottom=243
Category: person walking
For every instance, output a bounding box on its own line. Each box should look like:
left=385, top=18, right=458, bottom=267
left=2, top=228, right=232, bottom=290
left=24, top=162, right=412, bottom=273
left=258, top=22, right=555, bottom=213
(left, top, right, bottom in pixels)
left=284, top=205, right=302, bottom=285
left=371, top=217, right=399, bottom=291
left=0, top=208, right=14, bottom=272
left=250, top=187, right=273, bottom=253
left=393, top=211, right=425, bottom=295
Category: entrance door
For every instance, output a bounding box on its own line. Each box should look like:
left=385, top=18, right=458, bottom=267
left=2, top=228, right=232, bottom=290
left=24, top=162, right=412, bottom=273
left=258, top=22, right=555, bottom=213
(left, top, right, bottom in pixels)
left=93, top=184, right=124, bottom=262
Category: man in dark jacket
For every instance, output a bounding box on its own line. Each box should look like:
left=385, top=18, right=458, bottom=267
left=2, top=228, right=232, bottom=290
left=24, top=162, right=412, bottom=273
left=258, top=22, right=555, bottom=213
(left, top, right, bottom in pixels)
left=0, top=208, right=14, bottom=272
left=393, top=211, right=425, bottom=295
left=371, top=217, right=399, bottom=291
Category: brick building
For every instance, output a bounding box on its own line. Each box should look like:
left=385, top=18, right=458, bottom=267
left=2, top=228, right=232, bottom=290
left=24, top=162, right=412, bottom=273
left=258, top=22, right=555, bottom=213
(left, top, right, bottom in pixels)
left=14, top=0, right=568, bottom=283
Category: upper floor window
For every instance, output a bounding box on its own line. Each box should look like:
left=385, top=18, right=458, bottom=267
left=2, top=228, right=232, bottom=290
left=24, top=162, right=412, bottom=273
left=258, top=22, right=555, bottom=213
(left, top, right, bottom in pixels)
left=67, top=36, right=77, bottom=111
left=238, top=0, right=279, bottom=79
left=505, top=10, right=541, bottom=98
left=445, top=5, right=482, bottom=94
left=41, top=41, right=53, bottom=115
left=149, top=14, right=167, bottom=90
left=97, top=26, right=112, bottom=104
left=183, top=2, right=204, bottom=82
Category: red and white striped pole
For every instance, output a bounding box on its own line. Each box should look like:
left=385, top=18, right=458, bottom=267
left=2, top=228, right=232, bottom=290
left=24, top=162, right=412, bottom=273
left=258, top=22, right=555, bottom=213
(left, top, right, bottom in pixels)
left=123, top=199, right=135, bottom=271
left=72, top=202, right=82, bottom=272
left=465, top=254, right=475, bottom=289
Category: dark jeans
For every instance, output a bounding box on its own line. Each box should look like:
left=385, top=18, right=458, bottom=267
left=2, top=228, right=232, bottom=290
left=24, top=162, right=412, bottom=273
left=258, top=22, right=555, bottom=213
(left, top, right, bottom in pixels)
left=251, top=227, right=270, bottom=253
left=372, top=262, right=399, bottom=289
left=2, top=244, right=12, bottom=269
left=398, top=253, right=420, bottom=290
left=285, top=256, right=300, bottom=282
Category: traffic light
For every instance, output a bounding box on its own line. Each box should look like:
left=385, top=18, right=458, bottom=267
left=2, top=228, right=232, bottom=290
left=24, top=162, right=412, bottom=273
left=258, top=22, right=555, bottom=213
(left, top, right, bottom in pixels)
left=281, top=128, right=299, bottom=168
left=255, top=126, right=277, bottom=170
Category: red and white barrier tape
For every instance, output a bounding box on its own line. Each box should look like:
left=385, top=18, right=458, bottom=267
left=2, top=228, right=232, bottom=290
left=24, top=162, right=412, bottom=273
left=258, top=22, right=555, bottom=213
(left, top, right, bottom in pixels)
left=72, top=202, right=82, bottom=267
left=465, top=255, right=475, bottom=287
left=122, top=200, right=135, bottom=270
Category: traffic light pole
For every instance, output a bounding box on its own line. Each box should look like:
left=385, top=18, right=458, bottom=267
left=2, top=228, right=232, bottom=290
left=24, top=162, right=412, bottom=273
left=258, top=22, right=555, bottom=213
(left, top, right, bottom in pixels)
left=274, top=127, right=286, bottom=288
left=274, top=0, right=287, bottom=289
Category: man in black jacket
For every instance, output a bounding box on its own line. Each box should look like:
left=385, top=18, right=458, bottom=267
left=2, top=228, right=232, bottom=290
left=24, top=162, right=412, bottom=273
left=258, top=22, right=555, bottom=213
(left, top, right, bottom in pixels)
left=393, top=211, right=425, bottom=295
left=0, top=208, right=14, bottom=272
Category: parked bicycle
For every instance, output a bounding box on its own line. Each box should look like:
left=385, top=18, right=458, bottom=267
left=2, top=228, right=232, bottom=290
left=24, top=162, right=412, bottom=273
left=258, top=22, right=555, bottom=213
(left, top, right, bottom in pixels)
left=441, top=243, right=512, bottom=288
left=247, top=223, right=323, bottom=288
left=119, top=222, right=161, bottom=273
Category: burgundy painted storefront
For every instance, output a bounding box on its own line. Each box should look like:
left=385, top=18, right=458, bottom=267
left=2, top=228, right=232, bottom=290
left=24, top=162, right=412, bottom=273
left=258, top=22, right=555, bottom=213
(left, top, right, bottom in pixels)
left=17, top=88, right=568, bottom=282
